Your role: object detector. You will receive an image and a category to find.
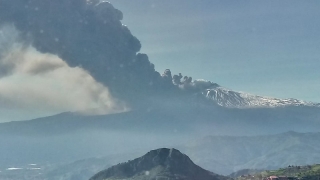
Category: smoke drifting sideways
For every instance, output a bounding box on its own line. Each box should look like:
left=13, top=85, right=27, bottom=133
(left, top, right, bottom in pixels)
left=0, top=0, right=219, bottom=113
left=0, top=25, right=128, bottom=122
left=0, top=0, right=171, bottom=104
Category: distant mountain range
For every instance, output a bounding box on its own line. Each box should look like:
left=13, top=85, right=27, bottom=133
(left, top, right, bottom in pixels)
left=2, top=130, right=320, bottom=179
left=203, top=86, right=320, bottom=108
left=89, top=148, right=231, bottom=180
left=180, top=131, right=320, bottom=175
left=0, top=88, right=319, bottom=179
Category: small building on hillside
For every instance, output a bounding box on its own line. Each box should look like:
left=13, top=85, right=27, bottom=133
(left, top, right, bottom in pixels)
left=267, top=176, right=279, bottom=180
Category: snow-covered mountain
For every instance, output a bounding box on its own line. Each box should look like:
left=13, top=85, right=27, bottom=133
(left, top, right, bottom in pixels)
left=203, top=86, right=320, bottom=108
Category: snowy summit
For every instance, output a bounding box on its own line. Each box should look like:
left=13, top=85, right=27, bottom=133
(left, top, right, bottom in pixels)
left=204, top=86, right=320, bottom=108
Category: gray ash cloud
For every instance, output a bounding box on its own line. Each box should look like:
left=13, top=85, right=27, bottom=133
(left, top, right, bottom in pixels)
left=0, top=0, right=170, bottom=102
left=0, top=0, right=217, bottom=108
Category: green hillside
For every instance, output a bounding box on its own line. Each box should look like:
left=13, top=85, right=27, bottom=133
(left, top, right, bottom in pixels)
left=236, top=164, right=320, bottom=180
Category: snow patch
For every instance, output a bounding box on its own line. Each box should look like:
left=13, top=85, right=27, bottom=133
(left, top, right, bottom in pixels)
left=7, top=168, right=23, bottom=170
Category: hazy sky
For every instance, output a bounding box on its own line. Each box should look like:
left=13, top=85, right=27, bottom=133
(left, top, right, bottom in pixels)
left=108, top=0, right=320, bottom=102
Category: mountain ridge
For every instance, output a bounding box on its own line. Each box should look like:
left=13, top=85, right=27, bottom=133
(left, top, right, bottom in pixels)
left=181, top=131, right=320, bottom=174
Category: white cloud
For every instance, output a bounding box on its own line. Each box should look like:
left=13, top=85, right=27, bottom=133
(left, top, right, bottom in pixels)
left=0, top=27, right=128, bottom=122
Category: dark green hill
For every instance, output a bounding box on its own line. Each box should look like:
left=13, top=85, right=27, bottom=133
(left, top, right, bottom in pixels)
left=89, top=148, right=231, bottom=180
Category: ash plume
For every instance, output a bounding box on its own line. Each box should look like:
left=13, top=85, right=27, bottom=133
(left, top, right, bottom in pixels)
left=0, top=0, right=218, bottom=111
left=0, top=25, right=128, bottom=122
left=172, top=72, right=218, bottom=92
left=0, top=0, right=173, bottom=104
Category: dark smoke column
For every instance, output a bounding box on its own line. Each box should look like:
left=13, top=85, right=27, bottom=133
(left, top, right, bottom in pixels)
left=0, top=0, right=172, bottom=105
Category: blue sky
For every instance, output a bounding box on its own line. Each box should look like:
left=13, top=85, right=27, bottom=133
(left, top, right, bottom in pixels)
left=108, top=0, right=320, bottom=102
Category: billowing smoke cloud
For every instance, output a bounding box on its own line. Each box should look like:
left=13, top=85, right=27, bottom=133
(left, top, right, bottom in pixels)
left=163, top=67, right=217, bottom=92
left=0, top=0, right=218, bottom=114
left=0, top=25, right=128, bottom=122
left=172, top=73, right=192, bottom=86
left=0, top=0, right=172, bottom=105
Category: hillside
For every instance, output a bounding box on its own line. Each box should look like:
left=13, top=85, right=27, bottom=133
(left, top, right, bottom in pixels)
left=89, top=148, right=231, bottom=180
left=235, top=164, right=320, bottom=180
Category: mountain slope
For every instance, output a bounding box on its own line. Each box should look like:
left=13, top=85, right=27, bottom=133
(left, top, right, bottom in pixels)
left=181, top=131, right=320, bottom=175
left=89, top=148, right=231, bottom=180
left=204, top=86, right=320, bottom=108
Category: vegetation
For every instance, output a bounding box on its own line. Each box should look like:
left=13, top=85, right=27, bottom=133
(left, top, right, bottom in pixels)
left=235, top=164, right=320, bottom=180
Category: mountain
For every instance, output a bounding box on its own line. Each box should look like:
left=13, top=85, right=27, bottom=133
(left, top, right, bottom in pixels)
left=0, top=1, right=319, bottom=180
left=180, top=131, right=320, bottom=175
left=204, top=86, right=320, bottom=108
left=0, top=86, right=319, bottom=179
left=1, top=103, right=320, bottom=174
left=89, top=148, right=231, bottom=180
left=3, top=131, right=320, bottom=179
